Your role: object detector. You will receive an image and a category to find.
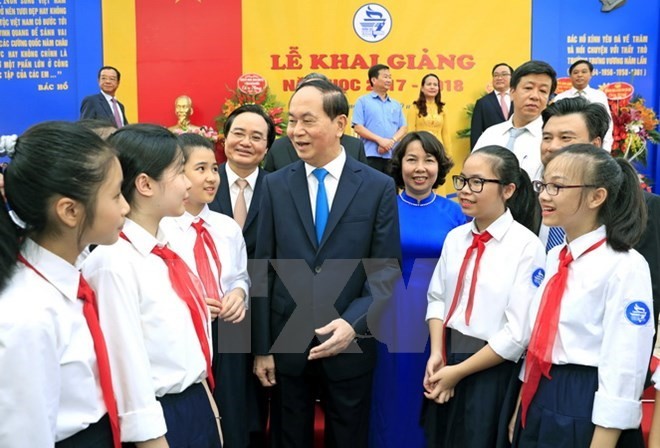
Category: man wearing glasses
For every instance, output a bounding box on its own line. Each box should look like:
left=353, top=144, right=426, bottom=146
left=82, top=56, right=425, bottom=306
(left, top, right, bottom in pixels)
left=80, top=66, right=128, bottom=127
left=470, top=62, right=514, bottom=149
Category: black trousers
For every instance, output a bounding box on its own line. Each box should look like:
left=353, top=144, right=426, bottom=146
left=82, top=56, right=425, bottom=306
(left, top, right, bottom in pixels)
left=366, top=157, right=391, bottom=174
left=270, top=361, right=373, bottom=448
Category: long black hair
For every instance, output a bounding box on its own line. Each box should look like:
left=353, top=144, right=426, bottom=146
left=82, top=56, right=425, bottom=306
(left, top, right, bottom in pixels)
left=547, top=144, right=646, bottom=251
left=0, top=121, right=116, bottom=291
left=108, top=124, right=183, bottom=205
left=474, top=145, right=540, bottom=232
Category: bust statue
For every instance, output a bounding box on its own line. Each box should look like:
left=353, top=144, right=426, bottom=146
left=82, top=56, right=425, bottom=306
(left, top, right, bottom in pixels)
left=168, top=95, right=201, bottom=133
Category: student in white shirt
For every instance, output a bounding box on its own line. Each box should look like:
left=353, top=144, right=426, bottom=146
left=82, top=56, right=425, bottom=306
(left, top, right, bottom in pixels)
left=0, top=122, right=129, bottom=448
left=552, top=59, right=614, bottom=151
left=511, top=144, right=653, bottom=447
left=424, top=145, right=546, bottom=447
left=82, top=124, right=222, bottom=448
left=161, top=133, right=254, bottom=445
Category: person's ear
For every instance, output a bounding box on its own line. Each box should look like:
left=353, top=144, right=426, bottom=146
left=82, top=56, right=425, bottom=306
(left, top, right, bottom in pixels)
left=53, top=196, right=84, bottom=229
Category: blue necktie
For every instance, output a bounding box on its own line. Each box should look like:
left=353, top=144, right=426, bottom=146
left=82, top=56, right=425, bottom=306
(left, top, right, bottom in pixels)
left=506, top=127, right=526, bottom=150
left=546, top=226, right=565, bottom=252
left=313, top=168, right=329, bottom=244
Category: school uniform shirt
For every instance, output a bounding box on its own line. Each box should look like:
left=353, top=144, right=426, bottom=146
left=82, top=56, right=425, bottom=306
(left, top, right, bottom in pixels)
left=160, top=205, right=250, bottom=304
left=426, top=209, right=546, bottom=362
left=81, top=218, right=210, bottom=442
left=525, top=225, right=654, bottom=429
left=473, top=115, right=544, bottom=182
left=0, top=239, right=107, bottom=446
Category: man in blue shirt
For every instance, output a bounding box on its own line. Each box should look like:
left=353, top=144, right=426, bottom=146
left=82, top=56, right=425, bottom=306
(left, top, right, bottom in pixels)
left=352, top=64, right=407, bottom=173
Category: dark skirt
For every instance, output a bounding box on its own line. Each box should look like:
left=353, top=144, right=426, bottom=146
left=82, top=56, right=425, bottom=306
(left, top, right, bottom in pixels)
left=511, top=364, right=644, bottom=448
left=158, top=382, right=222, bottom=448
left=422, top=332, right=519, bottom=448
left=56, top=414, right=113, bottom=448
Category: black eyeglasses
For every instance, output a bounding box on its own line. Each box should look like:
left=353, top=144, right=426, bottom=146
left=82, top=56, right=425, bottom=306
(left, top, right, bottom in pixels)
left=452, top=175, right=503, bottom=193
left=532, top=180, right=598, bottom=196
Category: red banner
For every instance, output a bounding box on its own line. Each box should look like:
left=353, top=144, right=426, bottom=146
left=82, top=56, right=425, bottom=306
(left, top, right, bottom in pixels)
left=135, top=0, right=242, bottom=129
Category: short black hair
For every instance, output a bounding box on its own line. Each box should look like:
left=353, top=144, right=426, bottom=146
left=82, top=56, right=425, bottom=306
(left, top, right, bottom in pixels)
left=223, top=104, right=276, bottom=149
left=98, top=66, right=121, bottom=82
left=492, top=63, right=514, bottom=76
left=368, top=64, right=390, bottom=87
left=177, top=132, right=215, bottom=159
left=293, top=79, right=349, bottom=119
left=390, top=131, right=454, bottom=188
left=569, top=59, right=594, bottom=74
left=542, top=97, right=610, bottom=142
left=511, top=60, right=557, bottom=95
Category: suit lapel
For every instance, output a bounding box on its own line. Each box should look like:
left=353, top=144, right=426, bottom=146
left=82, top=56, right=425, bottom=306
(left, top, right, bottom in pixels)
left=217, top=165, right=233, bottom=217
left=318, top=159, right=362, bottom=250
left=98, top=93, right=114, bottom=120
left=244, top=168, right=265, bottom=230
left=287, top=162, right=317, bottom=248
left=488, top=92, right=505, bottom=121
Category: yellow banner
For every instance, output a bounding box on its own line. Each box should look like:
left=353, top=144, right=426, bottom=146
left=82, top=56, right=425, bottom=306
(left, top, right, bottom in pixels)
left=243, top=1, right=531, bottom=193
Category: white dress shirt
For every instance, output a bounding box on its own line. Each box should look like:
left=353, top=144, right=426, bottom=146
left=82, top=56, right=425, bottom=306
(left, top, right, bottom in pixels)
left=304, top=147, right=346, bottom=222
left=100, top=90, right=125, bottom=124
left=0, top=239, right=106, bottom=446
left=473, top=115, right=544, bottom=181
left=553, top=85, right=613, bottom=151
left=525, top=225, right=653, bottom=429
left=161, top=205, right=250, bottom=306
left=225, top=164, right=259, bottom=213
left=426, top=209, right=546, bottom=362
left=82, top=218, right=209, bottom=442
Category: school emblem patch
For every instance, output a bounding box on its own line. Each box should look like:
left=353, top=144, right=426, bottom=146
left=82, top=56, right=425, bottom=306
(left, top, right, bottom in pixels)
left=625, top=301, right=650, bottom=325
left=531, top=268, right=545, bottom=287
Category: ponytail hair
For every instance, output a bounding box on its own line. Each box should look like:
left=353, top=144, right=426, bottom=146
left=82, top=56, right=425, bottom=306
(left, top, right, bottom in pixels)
left=551, top=144, right=646, bottom=251
left=474, top=145, right=540, bottom=232
left=0, top=122, right=116, bottom=292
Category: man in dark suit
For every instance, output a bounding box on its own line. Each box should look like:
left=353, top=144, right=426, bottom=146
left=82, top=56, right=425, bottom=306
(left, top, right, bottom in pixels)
left=253, top=79, right=401, bottom=447
left=209, top=104, right=275, bottom=448
left=263, top=134, right=367, bottom=172
left=80, top=66, right=128, bottom=127
left=470, top=62, right=514, bottom=148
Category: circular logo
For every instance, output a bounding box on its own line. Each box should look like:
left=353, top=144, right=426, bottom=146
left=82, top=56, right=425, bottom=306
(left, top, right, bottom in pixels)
left=625, top=301, right=650, bottom=326
left=532, top=268, right=545, bottom=287
left=353, top=4, right=392, bottom=43
left=237, top=73, right=267, bottom=95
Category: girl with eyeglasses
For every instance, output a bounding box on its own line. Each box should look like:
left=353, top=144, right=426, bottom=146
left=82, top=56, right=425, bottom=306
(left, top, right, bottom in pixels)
left=423, top=145, right=545, bottom=447
left=510, top=144, right=652, bottom=447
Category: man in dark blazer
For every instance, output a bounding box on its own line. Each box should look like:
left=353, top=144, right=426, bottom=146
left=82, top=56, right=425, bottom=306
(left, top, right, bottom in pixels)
left=470, top=62, right=514, bottom=148
left=209, top=104, right=276, bottom=448
left=80, top=66, right=128, bottom=126
left=263, top=134, right=367, bottom=172
left=253, top=79, right=401, bottom=447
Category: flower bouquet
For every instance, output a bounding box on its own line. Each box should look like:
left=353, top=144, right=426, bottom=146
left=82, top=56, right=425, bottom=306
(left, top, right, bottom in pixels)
left=609, top=95, right=659, bottom=192
left=215, top=86, right=286, bottom=139
left=170, top=125, right=219, bottom=143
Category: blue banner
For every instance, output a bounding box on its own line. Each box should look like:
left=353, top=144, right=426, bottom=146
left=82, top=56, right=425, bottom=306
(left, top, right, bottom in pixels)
left=0, top=0, right=103, bottom=135
left=532, top=0, right=660, bottom=186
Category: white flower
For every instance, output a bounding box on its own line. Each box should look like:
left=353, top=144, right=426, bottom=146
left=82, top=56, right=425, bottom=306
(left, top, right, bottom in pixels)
left=0, top=134, right=18, bottom=157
